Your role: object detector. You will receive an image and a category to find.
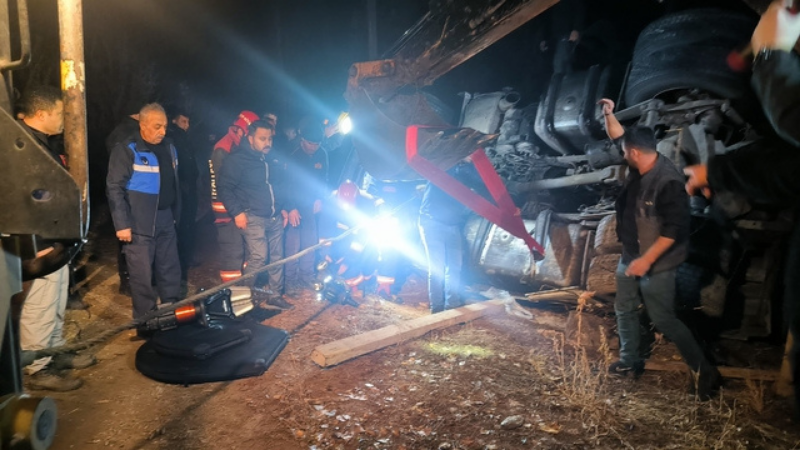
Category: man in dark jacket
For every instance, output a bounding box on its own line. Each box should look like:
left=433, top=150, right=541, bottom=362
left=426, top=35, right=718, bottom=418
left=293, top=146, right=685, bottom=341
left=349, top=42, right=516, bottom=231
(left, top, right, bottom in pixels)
left=684, top=0, right=800, bottom=413
left=167, top=111, right=198, bottom=290
left=600, top=98, right=720, bottom=398
left=17, top=85, right=96, bottom=391
left=107, top=103, right=181, bottom=322
left=418, top=160, right=485, bottom=313
left=105, top=99, right=144, bottom=296
left=218, top=120, right=292, bottom=309
left=283, top=117, right=328, bottom=293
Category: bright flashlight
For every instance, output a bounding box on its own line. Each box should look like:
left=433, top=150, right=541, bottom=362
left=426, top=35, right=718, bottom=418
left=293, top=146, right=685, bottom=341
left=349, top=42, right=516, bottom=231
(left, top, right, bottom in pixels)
left=338, top=112, right=353, bottom=135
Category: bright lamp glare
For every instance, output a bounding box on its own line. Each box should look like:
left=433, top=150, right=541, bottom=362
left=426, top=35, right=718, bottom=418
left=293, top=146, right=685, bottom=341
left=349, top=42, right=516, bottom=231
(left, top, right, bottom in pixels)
left=339, top=116, right=353, bottom=135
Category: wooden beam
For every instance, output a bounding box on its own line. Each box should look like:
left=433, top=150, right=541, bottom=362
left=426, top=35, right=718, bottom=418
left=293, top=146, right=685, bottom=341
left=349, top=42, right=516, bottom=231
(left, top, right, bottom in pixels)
left=311, top=300, right=505, bottom=367
left=645, top=361, right=779, bottom=381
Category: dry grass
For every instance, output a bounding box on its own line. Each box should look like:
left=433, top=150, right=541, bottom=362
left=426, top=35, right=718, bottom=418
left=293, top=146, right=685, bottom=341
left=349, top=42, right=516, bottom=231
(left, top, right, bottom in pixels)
left=528, top=307, right=800, bottom=449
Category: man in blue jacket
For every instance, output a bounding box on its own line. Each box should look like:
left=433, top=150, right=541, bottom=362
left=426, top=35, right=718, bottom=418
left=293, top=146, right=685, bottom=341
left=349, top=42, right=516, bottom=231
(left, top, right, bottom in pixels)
left=107, top=103, right=181, bottom=324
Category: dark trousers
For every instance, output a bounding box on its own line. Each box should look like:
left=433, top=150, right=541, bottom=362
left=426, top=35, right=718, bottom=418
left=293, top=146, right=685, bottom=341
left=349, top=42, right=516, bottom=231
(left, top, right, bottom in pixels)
left=785, top=221, right=800, bottom=417
left=216, top=220, right=246, bottom=277
left=419, top=216, right=464, bottom=311
left=284, top=211, right=317, bottom=285
left=241, top=214, right=285, bottom=291
left=124, top=209, right=182, bottom=319
left=177, top=194, right=198, bottom=283
left=615, top=262, right=713, bottom=374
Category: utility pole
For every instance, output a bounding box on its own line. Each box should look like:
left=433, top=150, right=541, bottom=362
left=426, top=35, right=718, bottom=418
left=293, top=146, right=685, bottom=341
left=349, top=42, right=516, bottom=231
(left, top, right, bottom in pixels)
left=57, top=0, right=89, bottom=235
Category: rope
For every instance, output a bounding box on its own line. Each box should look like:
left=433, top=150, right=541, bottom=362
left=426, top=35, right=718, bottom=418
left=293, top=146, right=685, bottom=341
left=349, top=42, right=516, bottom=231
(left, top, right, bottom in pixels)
left=31, top=199, right=412, bottom=360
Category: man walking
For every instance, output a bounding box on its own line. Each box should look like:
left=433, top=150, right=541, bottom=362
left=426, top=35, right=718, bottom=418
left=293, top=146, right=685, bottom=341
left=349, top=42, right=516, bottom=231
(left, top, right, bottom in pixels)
left=107, top=103, right=182, bottom=325
left=600, top=98, right=720, bottom=399
left=218, top=120, right=292, bottom=309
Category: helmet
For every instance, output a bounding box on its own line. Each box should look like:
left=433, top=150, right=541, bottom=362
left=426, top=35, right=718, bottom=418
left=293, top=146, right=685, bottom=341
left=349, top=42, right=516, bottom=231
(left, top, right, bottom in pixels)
left=337, top=180, right=359, bottom=208
left=233, top=111, right=259, bottom=135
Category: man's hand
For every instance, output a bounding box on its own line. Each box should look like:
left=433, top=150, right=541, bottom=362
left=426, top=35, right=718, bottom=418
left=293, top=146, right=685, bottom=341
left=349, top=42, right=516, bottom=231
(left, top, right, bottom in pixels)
left=625, top=257, right=652, bottom=277
left=598, top=98, right=615, bottom=116
left=569, top=30, right=580, bottom=42
left=684, top=165, right=712, bottom=198
left=281, top=210, right=289, bottom=228
left=234, top=212, right=247, bottom=230
left=752, top=0, right=800, bottom=53
left=117, top=228, right=132, bottom=243
left=288, top=209, right=301, bottom=227
left=313, top=199, right=322, bottom=214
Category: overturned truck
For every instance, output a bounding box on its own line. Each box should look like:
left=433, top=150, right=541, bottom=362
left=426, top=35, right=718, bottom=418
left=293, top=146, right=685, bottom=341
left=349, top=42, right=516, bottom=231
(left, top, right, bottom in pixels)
left=345, top=0, right=792, bottom=339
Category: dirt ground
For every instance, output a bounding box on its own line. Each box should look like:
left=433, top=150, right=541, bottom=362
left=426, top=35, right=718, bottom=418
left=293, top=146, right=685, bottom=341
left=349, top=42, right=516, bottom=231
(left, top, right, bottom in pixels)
left=40, top=211, right=800, bottom=450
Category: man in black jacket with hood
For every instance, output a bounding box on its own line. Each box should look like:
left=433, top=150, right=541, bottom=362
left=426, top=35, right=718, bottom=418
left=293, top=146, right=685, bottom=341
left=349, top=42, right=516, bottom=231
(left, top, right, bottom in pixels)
left=218, top=120, right=292, bottom=309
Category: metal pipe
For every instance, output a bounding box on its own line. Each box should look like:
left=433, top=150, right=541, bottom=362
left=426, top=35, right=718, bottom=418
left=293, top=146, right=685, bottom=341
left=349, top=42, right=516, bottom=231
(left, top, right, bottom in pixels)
left=512, top=165, right=625, bottom=192
left=57, top=0, right=89, bottom=238
left=0, top=0, right=30, bottom=72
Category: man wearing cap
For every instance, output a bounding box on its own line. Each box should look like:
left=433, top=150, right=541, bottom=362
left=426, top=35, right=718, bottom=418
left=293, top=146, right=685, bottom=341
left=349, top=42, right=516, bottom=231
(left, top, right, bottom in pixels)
left=209, top=110, right=260, bottom=284
left=283, top=117, right=329, bottom=293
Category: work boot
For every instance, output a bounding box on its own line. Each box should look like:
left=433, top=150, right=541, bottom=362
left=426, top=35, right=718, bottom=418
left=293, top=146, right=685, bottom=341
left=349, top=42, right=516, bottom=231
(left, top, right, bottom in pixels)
left=608, top=360, right=645, bottom=379
left=26, top=371, right=83, bottom=392
left=689, top=366, right=722, bottom=401
left=49, top=353, right=97, bottom=371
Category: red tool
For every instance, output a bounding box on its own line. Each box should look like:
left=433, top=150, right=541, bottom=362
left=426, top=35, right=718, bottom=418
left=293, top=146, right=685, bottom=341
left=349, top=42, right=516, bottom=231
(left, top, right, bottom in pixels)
left=406, top=125, right=545, bottom=259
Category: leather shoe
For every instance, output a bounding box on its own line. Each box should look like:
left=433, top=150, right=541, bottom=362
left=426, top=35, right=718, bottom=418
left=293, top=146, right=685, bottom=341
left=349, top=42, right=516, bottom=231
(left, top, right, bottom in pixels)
left=26, top=371, right=83, bottom=391
left=50, top=353, right=97, bottom=370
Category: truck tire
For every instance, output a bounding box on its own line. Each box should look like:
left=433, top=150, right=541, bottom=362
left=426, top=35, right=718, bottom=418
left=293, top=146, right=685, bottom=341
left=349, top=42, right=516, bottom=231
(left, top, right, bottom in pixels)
left=624, top=9, right=756, bottom=105
left=594, top=214, right=622, bottom=255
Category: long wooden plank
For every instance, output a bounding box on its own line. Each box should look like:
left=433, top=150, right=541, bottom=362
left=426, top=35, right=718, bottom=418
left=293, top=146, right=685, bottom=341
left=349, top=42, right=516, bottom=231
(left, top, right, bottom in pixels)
left=311, top=300, right=505, bottom=367
left=645, top=361, right=779, bottom=381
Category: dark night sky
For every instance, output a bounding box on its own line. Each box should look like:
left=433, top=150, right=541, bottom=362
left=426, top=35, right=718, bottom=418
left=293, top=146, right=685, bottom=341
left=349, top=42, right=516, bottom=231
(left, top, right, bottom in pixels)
left=24, top=0, right=429, bottom=131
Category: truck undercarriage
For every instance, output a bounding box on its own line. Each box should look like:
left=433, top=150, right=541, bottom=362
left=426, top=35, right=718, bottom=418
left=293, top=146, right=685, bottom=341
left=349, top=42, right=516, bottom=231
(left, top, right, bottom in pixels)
left=345, top=0, right=793, bottom=340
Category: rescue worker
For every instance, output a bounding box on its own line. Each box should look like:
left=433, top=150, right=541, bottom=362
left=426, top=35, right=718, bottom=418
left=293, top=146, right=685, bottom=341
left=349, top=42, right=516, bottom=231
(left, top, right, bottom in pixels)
left=318, top=181, right=383, bottom=296
left=419, top=159, right=486, bottom=314
left=283, top=117, right=328, bottom=294
left=18, top=85, right=96, bottom=391
left=217, top=120, right=293, bottom=309
left=209, top=110, right=259, bottom=283
left=107, top=103, right=182, bottom=325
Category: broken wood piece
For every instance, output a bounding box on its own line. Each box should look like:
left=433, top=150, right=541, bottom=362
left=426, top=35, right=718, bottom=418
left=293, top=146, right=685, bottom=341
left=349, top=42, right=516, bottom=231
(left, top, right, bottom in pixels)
left=521, top=288, right=605, bottom=308
left=645, top=360, right=779, bottom=381
left=310, top=299, right=505, bottom=367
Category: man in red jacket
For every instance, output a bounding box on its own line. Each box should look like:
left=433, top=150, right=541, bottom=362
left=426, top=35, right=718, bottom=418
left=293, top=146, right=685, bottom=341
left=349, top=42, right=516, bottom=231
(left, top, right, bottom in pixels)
left=208, top=110, right=259, bottom=283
